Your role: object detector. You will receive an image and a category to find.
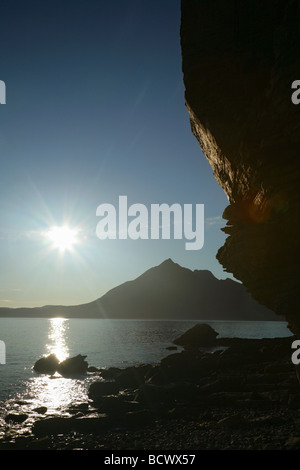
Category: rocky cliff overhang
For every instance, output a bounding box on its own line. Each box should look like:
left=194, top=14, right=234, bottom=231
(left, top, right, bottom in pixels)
left=181, top=0, right=300, bottom=334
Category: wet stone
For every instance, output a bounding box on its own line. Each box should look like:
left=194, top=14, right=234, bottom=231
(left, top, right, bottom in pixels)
left=5, top=413, right=29, bottom=424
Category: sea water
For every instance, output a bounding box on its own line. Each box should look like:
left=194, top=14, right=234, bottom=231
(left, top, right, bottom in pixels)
left=0, top=318, right=292, bottom=434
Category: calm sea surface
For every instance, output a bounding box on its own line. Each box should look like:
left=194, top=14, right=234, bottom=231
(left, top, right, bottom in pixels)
left=0, top=318, right=292, bottom=434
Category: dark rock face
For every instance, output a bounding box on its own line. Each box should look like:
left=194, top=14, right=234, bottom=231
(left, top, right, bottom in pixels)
left=180, top=0, right=300, bottom=333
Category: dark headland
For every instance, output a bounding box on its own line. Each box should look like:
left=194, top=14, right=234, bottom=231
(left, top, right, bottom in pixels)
left=0, top=259, right=280, bottom=321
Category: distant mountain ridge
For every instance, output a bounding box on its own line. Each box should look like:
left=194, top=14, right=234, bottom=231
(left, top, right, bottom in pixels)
left=0, top=259, right=280, bottom=321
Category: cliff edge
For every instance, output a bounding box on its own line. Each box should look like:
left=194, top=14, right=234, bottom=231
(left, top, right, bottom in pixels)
left=181, top=0, right=300, bottom=333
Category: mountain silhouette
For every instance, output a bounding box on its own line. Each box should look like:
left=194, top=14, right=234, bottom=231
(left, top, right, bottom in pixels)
left=0, top=259, right=280, bottom=320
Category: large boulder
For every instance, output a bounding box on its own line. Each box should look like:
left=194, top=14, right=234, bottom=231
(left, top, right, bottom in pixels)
left=159, top=350, right=213, bottom=382
left=5, top=413, right=28, bottom=424
left=88, top=380, right=119, bottom=400
left=115, top=365, right=152, bottom=389
left=91, top=395, right=142, bottom=416
left=33, top=353, right=89, bottom=376
left=56, top=354, right=89, bottom=377
left=173, top=323, right=219, bottom=348
left=33, top=353, right=60, bottom=374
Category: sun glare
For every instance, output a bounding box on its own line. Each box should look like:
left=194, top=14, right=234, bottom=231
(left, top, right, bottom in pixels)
left=46, top=225, right=78, bottom=252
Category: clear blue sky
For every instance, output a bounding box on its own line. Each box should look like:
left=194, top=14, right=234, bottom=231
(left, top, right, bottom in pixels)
left=0, top=0, right=233, bottom=308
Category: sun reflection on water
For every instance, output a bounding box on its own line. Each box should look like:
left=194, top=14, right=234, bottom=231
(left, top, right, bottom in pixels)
left=14, top=317, right=90, bottom=422
left=27, top=374, right=88, bottom=415
left=46, top=317, right=69, bottom=362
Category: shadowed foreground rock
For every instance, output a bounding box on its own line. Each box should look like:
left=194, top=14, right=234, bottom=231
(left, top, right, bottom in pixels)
left=27, top=336, right=299, bottom=449
left=180, top=0, right=300, bottom=334
left=2, top=325, right=300, bottom=449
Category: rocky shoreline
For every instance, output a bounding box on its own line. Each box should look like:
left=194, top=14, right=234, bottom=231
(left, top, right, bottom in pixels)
left=1, top=324, right=300, bottom=450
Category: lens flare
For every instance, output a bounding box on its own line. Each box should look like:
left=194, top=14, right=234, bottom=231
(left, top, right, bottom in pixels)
left=46, top=225, right=78, bottom=252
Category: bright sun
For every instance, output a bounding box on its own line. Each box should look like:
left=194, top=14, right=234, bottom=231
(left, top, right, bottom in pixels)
left=46, top=225, right=78, bottom=252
